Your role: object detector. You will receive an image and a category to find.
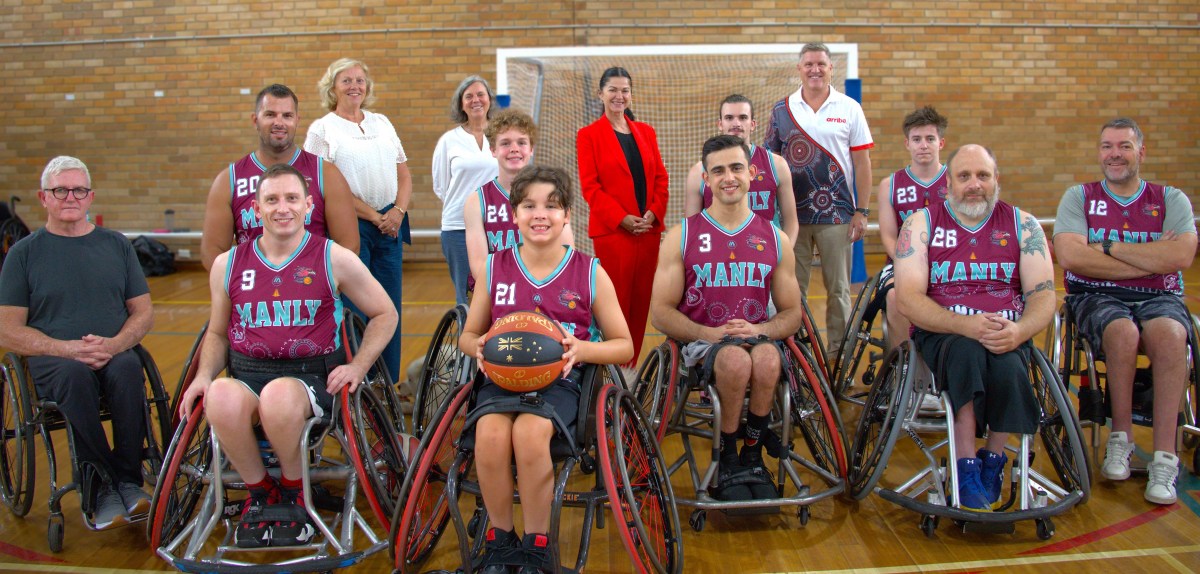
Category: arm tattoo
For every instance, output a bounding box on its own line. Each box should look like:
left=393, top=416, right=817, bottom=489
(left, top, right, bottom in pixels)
left=896, top=229, right=914, bottom=258
left=1023, top=280, right=1054, bottom=299
left=1020, top=217, right=1048, bottom=259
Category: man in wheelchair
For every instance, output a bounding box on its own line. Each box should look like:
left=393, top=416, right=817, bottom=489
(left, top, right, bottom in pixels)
left=650, top=135, right=803, bottom=502
left=1053, top=118, right=1197, bottom=505
left=894, top=144, right=1056, bottom=511
left=177, top=163, right=397, bottom=548
left=0, top=156, right=154, bottom=530
left=459, top=165, right=633, bottom=573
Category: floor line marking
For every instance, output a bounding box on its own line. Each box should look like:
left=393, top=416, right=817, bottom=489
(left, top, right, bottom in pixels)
left=1019, top=503, right=1176, bottom=555
left=767, top=544, right=1200, bottom=574
left=0, top=541, right=66, bottom=564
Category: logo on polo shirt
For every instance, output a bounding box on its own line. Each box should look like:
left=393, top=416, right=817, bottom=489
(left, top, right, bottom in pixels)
left=826, top=117, right=847, bottom=123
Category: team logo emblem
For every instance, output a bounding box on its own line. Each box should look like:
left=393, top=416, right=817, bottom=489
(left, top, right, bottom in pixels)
left=272, top=276, right=282, bottom=286
left=990, top=230, right=1010, bottom=247
left=1122, top=210, right=1130, bottom=218
left=1143, top=203, right=1161, bottom=217
left=745, top=235, right=768, bottom=252
left=685, top=286, right=704, bottom=307
left=969, top=237, right=978, bottom=246
left=293, top=267, right=317, bottom=285
left=558, top=289, right=582, bottom=309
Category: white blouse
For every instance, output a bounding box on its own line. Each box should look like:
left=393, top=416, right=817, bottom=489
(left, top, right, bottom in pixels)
left=304, top=110, right=407, bottom=211
left=431, top=126, right=498, bottom=231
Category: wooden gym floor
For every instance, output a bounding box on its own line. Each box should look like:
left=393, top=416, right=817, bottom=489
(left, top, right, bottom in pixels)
left=2, top=255, right=1200, bottom=573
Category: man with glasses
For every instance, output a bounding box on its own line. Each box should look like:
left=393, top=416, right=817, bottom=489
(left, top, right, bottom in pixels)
left=0, top=156, right=154, bottom=529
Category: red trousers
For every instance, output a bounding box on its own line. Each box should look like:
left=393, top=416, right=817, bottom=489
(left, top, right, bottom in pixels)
left=592, top=229, right=661, bottom=367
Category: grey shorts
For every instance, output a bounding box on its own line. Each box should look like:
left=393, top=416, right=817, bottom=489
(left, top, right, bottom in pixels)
left=1064, top=292, right=1192, bottom=354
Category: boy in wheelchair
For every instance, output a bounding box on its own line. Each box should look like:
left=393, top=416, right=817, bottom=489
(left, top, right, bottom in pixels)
left=894, top=144, right=1056, bottom=511
left=650, top=135, right=803, bottom=502
left=177, top=164, right=397, bottom=547
left=459, top=165, right=633, bottom=573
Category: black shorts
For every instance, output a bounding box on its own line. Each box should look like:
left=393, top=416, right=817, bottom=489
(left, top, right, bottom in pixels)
left=1065, top=292, right=1192, bottom=354
left=228, top=350, right=344, bottom=421
left=476, top=365, right=585, bottom=427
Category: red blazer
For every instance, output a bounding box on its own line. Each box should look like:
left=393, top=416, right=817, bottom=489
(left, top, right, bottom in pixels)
left=576, top=116, right=669, bottom=238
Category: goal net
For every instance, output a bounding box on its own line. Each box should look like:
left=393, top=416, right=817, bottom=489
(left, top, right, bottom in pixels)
left=496, top=44, right=859, bottom=254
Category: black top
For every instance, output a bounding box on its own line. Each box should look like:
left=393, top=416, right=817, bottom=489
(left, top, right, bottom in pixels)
left=614, top=130, right=647, bottom=215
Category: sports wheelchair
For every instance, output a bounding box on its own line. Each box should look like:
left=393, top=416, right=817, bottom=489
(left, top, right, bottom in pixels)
left=849, top=340, right=1088, bottom=540
left=831, top=268, right=892, bottom=405
left=411, top=305, right=476, bottom=439
left=633, top=337, right=847, bottom=530
left=391, top=364, right=682, bottom=574
left=149, top=318, right=408, bottom=573
left=1, top=195, right=31, bottom=271
left=1048, top=304, right=1200, bottom=475
left=0, top=345, right=172, bottom=551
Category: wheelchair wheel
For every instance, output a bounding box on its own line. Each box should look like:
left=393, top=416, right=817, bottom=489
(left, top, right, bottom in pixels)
left=798, top=296, right=830, bottom=381
left=1, top=216, right=30, bottom=269
left=598, top=384, right=682, bottom=574
left=786, top=340, right=848, bottom=479
left=391, top=381, right=473, bottom=573
left=832, top=271, right=882, bottom=399
left=148, top=402, right=212, bottom=549
left=134, top=345, right=174, bottom=486
left=344, top=385, right=408, bottom=527
left=168, top=323, right=209, bottom=424
left=344, top=312, right=407, bottom=435
left=412, top=305, right=471, bottom=438
left=0, top=353, right=35, bottom=517
left=1033, top=350, right=1092, bottom=503
left=1182, top=315, right=1200, bottom=450
left=633, top=340, right=679, bottom=442
left=848, top=343, right=914, bottom=500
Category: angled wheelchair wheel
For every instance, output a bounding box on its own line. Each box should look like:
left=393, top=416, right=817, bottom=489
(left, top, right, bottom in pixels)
left=848, top=342, right=914, bottom=500
left=148, top=402, right=212, bottom=549
left=1182, top=315, right=1200, bottom=450
left=832, top=271, right=882, bottom=400
left=134, top=345, right=174, bottom=486
left=0, top=215, right=30, bottom=268
left=1032, top=349, right=1091, bottom=503
left=597, top=384, right=683, bottom=574
left=344, top=385, right=408, bottom=527
left=412, top=305, right=471, bottom=438
left=344, top=312, right=407, bottom=435
left=168, top=323, right=209, bottom=424
left=633, top=340, right=679, bottom=442
left=391, top=381, right=473, bottom=574
left=0, top=353, right=35, bottom=517
left=786, top=339, right=848, bottom=479
left=798, top=296, right=830, bottom=382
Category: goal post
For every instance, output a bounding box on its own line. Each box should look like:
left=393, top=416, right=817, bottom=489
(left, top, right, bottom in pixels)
left=495, top=44, right=860, bottom=255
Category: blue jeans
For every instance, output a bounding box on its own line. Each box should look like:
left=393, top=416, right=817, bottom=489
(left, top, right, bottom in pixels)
left=343, top=214, right=408, bottom=382
left=441, top=229, right=470, bottom=306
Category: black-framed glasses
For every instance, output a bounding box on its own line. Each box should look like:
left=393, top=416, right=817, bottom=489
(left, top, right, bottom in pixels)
left=42, top=187, right=92, bottom=200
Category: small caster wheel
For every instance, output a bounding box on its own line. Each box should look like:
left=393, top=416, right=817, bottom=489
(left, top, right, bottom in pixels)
left=920, top=514, right=937, bottom=538
left=1036, top=518, right=1054, bottom=541
left=799, top=506, right=810, bottom=526
left=689, top=509, right=706, bottom=532
left=48, top=514, right=65, bottom=553
left=467, top=508, right=485, bottom=538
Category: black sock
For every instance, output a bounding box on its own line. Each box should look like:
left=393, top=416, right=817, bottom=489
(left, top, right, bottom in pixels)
left=720, top=431, right=739, bottom=463
left=743, top=412, right=769, bottom=448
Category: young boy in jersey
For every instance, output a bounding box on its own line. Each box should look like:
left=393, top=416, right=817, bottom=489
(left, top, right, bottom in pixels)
left=683, top=94, right=798, bottom=245
left=179, top=163, right=396, bottom=547
left=876, top=106, right=949, bottom=350
left=651, top=135, right=803, bottom=502
left=463, top=109, right=573, bottom=291
left=459, top=166, right=633, bottom=573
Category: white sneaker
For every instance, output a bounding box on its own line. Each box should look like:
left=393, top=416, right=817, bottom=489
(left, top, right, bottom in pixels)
left=1145, top=451, right=1179, bottom=505
left=917, top=394, right=945, bottom=416
left=1101, top=431, right=1135, bottom=481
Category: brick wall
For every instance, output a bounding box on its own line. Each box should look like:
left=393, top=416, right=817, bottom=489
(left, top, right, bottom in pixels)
left=1, top=1, right=1196, bottom=260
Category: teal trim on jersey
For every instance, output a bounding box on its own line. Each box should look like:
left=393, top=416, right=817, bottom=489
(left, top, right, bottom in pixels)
left=771, top=224, right=784, bottom=267
left=700, top=209, right=755, bottom=236
left=222, top=245, right=237, bottom=294
left=679, top=218, right=689, bottom=256
left=920, top=207, right=931, bottom=238
left=315, top=157, right=324, bottom=199
left=475, top=186, right=486, bottom=224
left=943, top=200, right=991, bottom=233
left=1013, top=206, right=1024, bottom=246
left=485, top=253, right=494, bottom=297
left=493, top=177, right=511, bottom=200
left=227, top=163, right=237, bottom=201
left=905, top=164, right=947, bottom=188
left=1101, top=179, right=1146, bottom=206
left=323, top=239, right=336, bottom=300
left=587, top=257, right=601, bottom=342
left=250, top=148, right=302, bottom=172
left=514, top=246, right=573, bottom=287
left=252, top=231, right=311, bottom=272
left=333, top=295, right=344, bottom=351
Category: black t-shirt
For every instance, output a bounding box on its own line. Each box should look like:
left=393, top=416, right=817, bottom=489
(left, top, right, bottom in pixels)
left=0, top=226, right=149, bottom=341
left=614, top=130, right=647, bottom=215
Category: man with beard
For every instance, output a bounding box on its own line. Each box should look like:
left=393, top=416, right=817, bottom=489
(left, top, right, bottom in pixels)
left=201, top=84, right=358, bottom=270
left=894, top=144, right=1055, bottom=511
left=1053, top=118, right=1196, bottom=505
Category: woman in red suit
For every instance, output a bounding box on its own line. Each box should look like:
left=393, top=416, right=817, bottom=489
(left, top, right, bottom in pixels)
left=576, top=67, right=669, bottom=368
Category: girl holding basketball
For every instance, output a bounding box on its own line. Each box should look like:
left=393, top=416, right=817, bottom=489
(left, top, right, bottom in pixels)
left=460, top=165, right=633, bottom=573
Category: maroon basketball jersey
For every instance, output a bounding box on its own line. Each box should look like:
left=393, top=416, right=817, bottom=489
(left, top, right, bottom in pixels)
left=700, top=144, right=782, bottom=227
left=890, top=165, right=948, bottom=229
left=225, top=232, right=342, bottom=359
left=229, top=149, right=328, bottom=245
left=488, top=247, right=598, bottom=342
left=678, top=211, right=782, bottom=327
left=923, top=200, right=1024, bottom=320
left=478, top=178, right=521, bottom=253
left=1064, top=181, right=1182, bottom=296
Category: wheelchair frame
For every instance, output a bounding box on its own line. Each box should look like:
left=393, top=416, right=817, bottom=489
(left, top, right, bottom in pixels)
left=412, top=304, right=476, bottom=439
left=832, top=268, right=892, bottom=406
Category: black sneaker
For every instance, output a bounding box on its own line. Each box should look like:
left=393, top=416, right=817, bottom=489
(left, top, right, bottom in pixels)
left=517, top=532, right=555, bottom=574
left=480, top=527, right=520, bottom=574
left=739, top=447, right=779, bottom=500
left=271, top=486, right=317, bottom=547
left=234, top=483, right=277, bottom=548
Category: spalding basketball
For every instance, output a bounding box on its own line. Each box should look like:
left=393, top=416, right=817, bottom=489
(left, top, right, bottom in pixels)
left=481, top=311, right=568, bottom=393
